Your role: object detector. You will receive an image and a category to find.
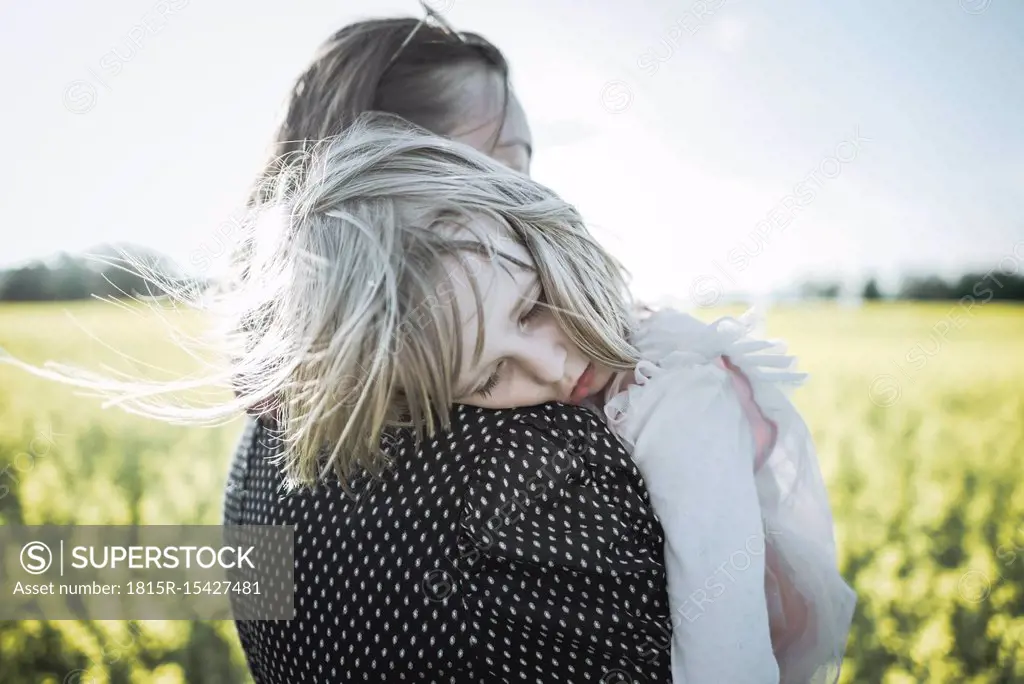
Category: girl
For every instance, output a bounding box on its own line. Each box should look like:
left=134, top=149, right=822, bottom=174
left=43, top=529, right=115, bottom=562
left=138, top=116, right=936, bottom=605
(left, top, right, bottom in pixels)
left=6, top=115, right=854, bottom=682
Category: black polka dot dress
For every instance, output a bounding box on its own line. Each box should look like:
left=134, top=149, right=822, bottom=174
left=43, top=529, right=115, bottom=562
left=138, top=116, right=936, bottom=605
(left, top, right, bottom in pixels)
left=223, top=402, right=673, bottom=683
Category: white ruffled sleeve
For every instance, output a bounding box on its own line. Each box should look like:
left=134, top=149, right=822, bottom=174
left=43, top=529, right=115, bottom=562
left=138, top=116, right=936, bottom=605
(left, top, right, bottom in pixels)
left=605, top=327, right=781, bottom=682
left=603, top=308, right=856, bottom=684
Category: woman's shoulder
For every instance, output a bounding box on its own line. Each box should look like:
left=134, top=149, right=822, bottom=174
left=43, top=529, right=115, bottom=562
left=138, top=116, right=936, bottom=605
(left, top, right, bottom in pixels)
left=446, top=402, right=662, bottom=533
left=452, top=401, right=662, bottom=541
left=448, top=401, right=637, bottom=473
left=227, top=401, right=653, bottom=518
left=446, top=402, right=672, bottom=681
left=225, top=406, right=671, bottom=682
left=226, top=403, right=664, bottom=563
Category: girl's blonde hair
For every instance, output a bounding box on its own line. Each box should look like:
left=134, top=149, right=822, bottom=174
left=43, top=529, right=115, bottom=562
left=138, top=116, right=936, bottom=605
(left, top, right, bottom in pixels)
left=7, top=114, right=639, bottom=491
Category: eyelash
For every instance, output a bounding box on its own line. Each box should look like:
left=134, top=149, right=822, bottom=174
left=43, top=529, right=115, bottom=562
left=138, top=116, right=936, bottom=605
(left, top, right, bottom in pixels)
left=476, top=368, right=502, bottom=398
left=476, top=293, right=546, bottom=398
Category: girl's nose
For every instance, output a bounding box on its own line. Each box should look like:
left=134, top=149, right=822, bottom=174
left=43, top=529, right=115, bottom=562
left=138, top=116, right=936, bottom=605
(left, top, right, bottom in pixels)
left=517, top=322, right=568, bottom=384
left=526, top=347, right=566, bottom=384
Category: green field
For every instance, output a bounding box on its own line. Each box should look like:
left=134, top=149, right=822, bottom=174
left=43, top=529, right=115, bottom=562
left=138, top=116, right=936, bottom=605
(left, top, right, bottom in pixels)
left=1, top=300, right=1022, bottom=683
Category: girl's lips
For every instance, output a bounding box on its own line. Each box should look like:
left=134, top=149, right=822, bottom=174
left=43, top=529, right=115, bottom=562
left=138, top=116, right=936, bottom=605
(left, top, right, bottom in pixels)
left=569, top=363, right=594, bottom=404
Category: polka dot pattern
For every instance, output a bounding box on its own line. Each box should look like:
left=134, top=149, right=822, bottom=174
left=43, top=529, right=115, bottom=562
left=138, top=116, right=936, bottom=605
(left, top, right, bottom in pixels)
left=223, top=402, right=672, bottom=683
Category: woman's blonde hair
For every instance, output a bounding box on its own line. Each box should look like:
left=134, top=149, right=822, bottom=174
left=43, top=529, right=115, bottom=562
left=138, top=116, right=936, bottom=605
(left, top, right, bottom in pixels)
left=7, top=114, right=639, bottom=491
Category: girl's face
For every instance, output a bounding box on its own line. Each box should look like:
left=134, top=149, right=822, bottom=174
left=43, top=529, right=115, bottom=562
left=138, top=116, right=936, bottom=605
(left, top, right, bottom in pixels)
left=446, top=225, right=614, bottom=410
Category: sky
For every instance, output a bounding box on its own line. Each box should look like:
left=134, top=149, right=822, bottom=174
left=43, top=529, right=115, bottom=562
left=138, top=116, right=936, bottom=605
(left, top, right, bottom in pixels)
left=1, top=0, right=1022, bottom=305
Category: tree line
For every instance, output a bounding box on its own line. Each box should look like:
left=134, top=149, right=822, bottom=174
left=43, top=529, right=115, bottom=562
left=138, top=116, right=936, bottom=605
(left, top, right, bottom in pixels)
left=2, top=246, right=1023, bottom=302
left=0, top=246, right=203, bottom=302
left=802, top=271, right=1024, bottom=302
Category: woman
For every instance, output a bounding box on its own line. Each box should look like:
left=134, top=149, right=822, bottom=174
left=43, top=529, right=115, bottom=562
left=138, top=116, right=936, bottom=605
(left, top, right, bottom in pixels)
left=222, top=10, right=674, bottom=684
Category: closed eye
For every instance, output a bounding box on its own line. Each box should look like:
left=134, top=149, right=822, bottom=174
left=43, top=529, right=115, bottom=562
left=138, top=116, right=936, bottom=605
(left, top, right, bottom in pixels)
left=475, top=361, right=504, bottom=398
left=473, top=283, right=545, bottom=400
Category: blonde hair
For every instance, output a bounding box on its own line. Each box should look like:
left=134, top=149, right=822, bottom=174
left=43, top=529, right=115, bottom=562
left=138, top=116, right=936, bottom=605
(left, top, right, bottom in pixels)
left=7, top=114, right=639, bottom=491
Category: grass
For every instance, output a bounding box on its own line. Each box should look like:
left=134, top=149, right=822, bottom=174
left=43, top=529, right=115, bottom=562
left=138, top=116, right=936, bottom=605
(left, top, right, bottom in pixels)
left=1, top=299, right=1022, bottom=683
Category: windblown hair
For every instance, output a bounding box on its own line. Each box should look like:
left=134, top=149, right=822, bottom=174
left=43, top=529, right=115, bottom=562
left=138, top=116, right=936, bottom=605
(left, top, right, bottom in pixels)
left=230, top=13, right=520, bottom=365
left=5, top=115, right=638, bottom=491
